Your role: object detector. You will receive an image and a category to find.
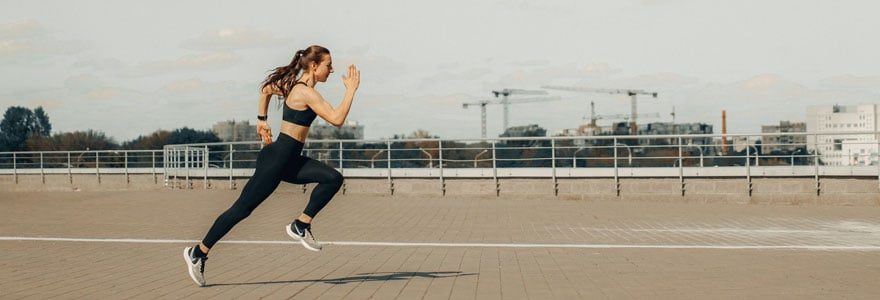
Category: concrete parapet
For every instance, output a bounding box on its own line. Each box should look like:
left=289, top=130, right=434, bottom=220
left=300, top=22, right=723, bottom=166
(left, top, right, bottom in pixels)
left=1, top=174, right=877, bottom=206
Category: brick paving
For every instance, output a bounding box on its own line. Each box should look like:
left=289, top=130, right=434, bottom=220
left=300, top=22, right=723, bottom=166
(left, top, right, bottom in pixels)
left=1, top=189, right=879, bottom=299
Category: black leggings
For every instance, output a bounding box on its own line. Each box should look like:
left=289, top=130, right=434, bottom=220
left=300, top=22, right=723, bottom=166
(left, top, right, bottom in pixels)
left=201, top=133, right=343, bottom=248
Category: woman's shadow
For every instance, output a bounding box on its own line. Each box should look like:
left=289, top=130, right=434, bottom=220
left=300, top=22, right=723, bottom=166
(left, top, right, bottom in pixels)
left=206, top=271, right=476, bottom=287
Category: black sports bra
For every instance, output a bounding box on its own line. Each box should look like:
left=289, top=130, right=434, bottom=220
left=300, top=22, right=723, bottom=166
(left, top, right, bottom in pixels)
left=282, top=82, right=318, bottom=127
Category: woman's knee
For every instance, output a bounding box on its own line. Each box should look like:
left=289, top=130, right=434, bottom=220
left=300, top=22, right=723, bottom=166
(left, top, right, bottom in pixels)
left=221, top=207, right=252, bottom=223
left=327, top=170, right=344, bottom=185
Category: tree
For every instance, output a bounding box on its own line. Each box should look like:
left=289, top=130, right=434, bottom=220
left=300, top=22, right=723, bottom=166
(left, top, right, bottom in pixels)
left=1, top=106, right=36, bottom=151
left=26, top=130, right=119, bottom=151
left=33, top=107, right=51, bottom=137
left=123, top=130, right=172, bottom=150
left=166, top=127, right=221, bottom=145
left=0, top=106, right=53, bottom=151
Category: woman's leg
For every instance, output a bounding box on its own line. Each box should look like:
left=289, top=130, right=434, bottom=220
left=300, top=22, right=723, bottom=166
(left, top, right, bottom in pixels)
left=199, top=142, right=289, bottom=251
left=281, top=156, right=344, bottom=221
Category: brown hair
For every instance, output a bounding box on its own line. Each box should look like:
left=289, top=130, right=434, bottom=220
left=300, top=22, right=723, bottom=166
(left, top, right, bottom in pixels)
left=261, top=45, right=330, bottom=98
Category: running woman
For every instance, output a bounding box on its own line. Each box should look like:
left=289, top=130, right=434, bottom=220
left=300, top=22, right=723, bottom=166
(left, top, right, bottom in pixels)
left=184, top=45, right=360, bottom=287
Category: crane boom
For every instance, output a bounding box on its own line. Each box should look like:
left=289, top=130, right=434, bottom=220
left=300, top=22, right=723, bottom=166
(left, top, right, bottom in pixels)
left=541, top=85, right=658, bottom=135
left=463, top=95, right=561, bottom=138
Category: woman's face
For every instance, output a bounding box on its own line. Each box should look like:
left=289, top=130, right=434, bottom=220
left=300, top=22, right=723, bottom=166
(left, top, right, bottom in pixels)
left=313, top=55, right=334, bottom=82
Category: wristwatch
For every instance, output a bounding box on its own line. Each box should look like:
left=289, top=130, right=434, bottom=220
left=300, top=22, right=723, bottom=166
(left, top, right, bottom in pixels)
left=257, top=115, right=268, bottom=121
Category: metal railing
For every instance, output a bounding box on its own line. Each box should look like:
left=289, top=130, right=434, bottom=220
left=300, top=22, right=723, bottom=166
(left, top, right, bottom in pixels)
left=0, top=149, right=164, bottom=184
left=158, top=131, right=880, bottom=195
left=2, top=131, right=879, bottom=194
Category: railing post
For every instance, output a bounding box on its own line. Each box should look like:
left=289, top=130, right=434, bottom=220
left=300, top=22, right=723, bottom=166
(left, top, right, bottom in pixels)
left=814, top=134, right=821, bottom=196
left=387, top=140, right=393, bottom=195
left=124, top=151, right=129, bottom=184
left=439, top=140, right=445, bottom=196
left=204, top=145, right=209, bottom=190
left=551, top=139, right=557, bottom=196
left=12, top=152, right=17, bottom=184
left=339, top=141, right=345, bottom=194
left=492, top=141, right=498, bottom=197
left=152, top=151, right=157, bottom=184
left=163, top=148, right=169, bottom=188
left=166, top=148, right=173, bottom=189
left=746, top=137, right=752, bottom=197
left=67, top=152, right=72, bottom=184
left=876, top=132, right=880, bottom=191
left=678, top=136, right=684, bottom=196
left=96, top=151, right=101, bottom=184
left=40, top=152, right=45, bottom=184
left=185, top=146, right=191, bottom=189
left=613, top=137, right=620, bottom=197
left=169, top=148, right=174, bottom=189
left=229, top=144, right=234, bottom=190
left=338, top=141, right=344, bottom=170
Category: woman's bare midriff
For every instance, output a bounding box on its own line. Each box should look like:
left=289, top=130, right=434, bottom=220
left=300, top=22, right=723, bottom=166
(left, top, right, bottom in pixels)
left=280, top=121, right=309, bottom=143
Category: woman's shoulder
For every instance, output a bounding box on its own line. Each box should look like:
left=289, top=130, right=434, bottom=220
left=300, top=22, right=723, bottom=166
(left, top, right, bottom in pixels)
left=290, top=84, right=322, bottom=101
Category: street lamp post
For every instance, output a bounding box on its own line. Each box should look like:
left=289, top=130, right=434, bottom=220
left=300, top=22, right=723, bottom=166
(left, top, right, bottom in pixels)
left=791, top=148, right=804, bottom=166
left=370, top=149, right=386, bottom=168
left=686, top=143, right=704, bottom=167
left=474, top=150, right=488, bottom=168
left=419, top=147, right=433, bottom=168
left=614, top=143, right=632, bottom=166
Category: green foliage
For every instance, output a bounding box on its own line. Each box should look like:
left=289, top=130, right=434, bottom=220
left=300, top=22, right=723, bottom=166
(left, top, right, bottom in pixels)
left=0, top=106, right=51, bottom=151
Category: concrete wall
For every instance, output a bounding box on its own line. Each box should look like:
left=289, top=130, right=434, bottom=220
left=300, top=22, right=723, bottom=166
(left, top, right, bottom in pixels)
left=2, top=174, right=877, bottom=206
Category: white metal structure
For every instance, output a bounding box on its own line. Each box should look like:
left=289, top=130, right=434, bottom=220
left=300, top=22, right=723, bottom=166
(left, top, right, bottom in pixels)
left=462, top=96, right=561, bottom=138
left=490, top=88, right=548, bottom=131
left=543, top=85, right=658, bottom=135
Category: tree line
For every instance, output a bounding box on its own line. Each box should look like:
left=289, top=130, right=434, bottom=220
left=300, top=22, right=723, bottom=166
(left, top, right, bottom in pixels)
left=0, top=106, right=220, bottom=152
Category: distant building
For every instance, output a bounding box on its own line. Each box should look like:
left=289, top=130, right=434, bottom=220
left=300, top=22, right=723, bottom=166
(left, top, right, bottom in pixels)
left=500, top=124, right=546, bottom=138
left=212, top=120, right=258, bottom=142
left=638, top=122, right=713, bottom=145
left=806, top=104, right=879, bottom=166
left=761, top=121, right=806, bottom=154
left=307, top=121, right=364, bottom=140
left=559, top=122, right=712, bottom=146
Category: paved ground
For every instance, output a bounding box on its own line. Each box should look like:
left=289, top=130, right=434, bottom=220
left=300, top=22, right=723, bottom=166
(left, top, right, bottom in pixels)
left=1, top=188, right=879, bottom=299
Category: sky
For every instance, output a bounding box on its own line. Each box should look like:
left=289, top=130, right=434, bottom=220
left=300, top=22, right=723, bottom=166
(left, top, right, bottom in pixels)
left=2, top=0, right=879, bottom=141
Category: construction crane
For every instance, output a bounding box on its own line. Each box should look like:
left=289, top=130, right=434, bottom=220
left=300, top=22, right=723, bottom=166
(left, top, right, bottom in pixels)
left=583, top=101, right=660, bottom=125
left=589, top=112, right=661, bottom=122
left=463, top=96, right=561, bottom=138
left=542, top=85, right=658, bottom=135
left=491, top=88, right=548, bottom=131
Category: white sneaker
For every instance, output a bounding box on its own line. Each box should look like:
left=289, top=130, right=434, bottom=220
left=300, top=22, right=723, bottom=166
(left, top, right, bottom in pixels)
left=182, top=246, right=207, bottom=287
left=286, top=223, right=323, bottom=252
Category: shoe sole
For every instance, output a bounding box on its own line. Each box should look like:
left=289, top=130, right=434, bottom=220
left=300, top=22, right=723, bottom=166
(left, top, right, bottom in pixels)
left=182, top=247, right=205, bottom=287
left=285, top=225, right=322, bottom=252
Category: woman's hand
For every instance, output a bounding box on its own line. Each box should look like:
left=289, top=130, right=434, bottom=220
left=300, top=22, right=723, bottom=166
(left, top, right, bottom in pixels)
left=256, top=120, right=273, bottom=145
left=342, top=64, right=360, bottom=92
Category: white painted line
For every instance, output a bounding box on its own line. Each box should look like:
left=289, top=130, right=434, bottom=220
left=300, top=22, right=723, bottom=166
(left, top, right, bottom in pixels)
left=1, top=236, right=879, bottom=251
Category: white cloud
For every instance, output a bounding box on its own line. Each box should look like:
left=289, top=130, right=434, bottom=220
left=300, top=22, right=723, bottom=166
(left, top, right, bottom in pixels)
left=122, top=52, right=242, bottom=77
left=0, top=19, right=85, bottom=63
left=0, top=19, right=45, bottom=39
left=64, top=74, right=105, bottom=92
left=181, top=27, right=291, bottom=51
left=818, top=74, right=880, bottom=90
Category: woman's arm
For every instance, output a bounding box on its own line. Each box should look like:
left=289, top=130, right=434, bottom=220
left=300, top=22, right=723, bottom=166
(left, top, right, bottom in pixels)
left=256, top=86, right=279, bottom=144
left=306, top=64, right=360, bottom=128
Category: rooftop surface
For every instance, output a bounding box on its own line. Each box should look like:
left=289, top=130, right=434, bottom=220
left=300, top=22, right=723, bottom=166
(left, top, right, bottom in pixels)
left=1, top=189, right=879, bottom=299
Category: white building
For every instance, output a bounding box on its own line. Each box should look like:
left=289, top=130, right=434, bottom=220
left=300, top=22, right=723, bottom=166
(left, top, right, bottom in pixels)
left=806, top=104, right=879, bottom=166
